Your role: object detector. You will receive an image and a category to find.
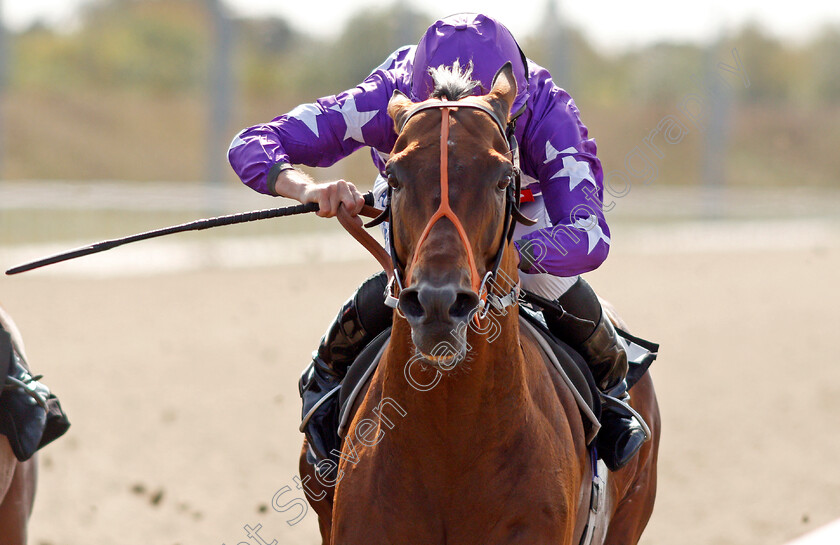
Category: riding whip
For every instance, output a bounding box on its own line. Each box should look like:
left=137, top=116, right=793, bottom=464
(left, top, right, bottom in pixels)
left=6, top=192, right=377, bottom=275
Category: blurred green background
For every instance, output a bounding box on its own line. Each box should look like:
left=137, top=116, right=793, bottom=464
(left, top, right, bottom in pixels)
left=0, top=0, right=838, bottom=247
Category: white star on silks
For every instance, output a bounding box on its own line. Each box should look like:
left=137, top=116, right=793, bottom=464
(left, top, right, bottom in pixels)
left=228, top=131, right=247, bottom=150
left=330, top=96, right=378, bottom=143
left=550, top=155, right=597, bottom=191
left=544, top=141, right=576, bottom=164
left=288, top=103, right=321, bottom=137
left=573, top=215, right=611, bottom=254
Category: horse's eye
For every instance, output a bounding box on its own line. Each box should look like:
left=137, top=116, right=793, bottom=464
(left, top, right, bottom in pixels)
left=387, top=172, right=400, bottom=189
left=498, top=174, right=512, bottom=190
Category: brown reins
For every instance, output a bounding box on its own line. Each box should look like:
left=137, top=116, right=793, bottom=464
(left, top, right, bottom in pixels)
left=336, top=205, right=393, bottom=281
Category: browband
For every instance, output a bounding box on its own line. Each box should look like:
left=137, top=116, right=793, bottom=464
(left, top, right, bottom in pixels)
left=398, top=100, right=508, bottom=142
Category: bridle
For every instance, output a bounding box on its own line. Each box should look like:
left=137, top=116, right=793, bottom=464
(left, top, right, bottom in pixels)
left=368, top=98, right=535, bottom=322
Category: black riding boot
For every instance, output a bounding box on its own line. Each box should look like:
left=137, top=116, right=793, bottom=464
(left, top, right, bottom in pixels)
left=543, top=278, right=648, bottom=471
left=298, top=271, right=391, bottom=463
left=1, top=327, right=70, bottom=461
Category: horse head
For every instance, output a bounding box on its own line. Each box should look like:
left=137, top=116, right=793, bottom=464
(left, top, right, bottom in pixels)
left=385, top=62, right=520, bottom=369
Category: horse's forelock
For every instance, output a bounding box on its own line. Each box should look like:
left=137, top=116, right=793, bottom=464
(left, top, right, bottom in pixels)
left=428, top=60, right=479, bottom=101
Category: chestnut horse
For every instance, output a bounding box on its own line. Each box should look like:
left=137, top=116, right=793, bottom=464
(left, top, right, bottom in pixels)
left=0, top=305, right=38, bottom=545
left=299, top=64, right=660, bottom=544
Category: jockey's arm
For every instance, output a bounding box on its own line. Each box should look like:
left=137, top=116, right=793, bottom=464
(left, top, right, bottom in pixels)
left=514, top=72, right=611, bottom=277
left=227, top=68, right=401, bottom=218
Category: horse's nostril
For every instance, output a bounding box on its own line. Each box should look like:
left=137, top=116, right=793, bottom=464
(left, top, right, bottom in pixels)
left=400, top=283, right=477, bottom=323
left=450, top=291, right=479, bottom=320
left=399, top=289, right=425, bottom=320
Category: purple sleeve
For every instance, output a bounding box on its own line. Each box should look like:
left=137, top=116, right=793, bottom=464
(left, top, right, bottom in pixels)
left=515, top=71, right=610, bottom=277
left=228, top=72, right=399, bottom=195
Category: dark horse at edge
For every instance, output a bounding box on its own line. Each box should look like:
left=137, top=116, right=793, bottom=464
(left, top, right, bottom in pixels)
left=0, top=305, right=38, bottom=545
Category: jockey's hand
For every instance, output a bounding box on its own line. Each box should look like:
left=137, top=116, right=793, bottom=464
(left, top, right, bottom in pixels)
left=302, top=180, right=366, bottom=218
left=273, top=167, right=365, bottom=218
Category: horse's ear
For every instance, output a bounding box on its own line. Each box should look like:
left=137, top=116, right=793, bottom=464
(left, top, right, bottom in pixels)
left=388, top=89, right=413, bottom=133
left=487, top=61, right=517, bottom=121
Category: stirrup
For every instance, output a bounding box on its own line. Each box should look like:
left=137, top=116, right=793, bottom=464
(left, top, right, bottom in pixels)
left=600, top=388, right=652, bottom=444
left=596, top=381, right=650, bottom=471
left=299, top=385, right=341, bottom=432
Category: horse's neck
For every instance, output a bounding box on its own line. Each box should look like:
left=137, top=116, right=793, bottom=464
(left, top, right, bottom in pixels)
left=377, top=311, right=529, bottom=444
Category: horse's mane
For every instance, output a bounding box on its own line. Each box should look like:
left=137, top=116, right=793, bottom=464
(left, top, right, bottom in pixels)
left=428, top=60, right=479, bottom=101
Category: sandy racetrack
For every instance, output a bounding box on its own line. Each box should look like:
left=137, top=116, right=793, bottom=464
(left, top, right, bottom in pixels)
left=2, top=238, right=839, bottom=544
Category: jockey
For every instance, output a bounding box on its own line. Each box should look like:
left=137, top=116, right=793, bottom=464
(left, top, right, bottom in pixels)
left=228, top=13, right=646, bottom=471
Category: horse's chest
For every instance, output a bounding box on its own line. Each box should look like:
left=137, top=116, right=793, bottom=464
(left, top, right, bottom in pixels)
left=333, top=441, right=578, bottom=544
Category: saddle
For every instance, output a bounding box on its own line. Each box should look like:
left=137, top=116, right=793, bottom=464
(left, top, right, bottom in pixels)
left=336, top=314, right=601, bottom=442
left=334, top=306, right=657, bottom=448
left=0, top=326, right=71, bottom=461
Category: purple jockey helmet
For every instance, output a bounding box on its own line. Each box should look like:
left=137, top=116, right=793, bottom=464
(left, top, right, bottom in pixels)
left=411, top=13, right=529, bottom=116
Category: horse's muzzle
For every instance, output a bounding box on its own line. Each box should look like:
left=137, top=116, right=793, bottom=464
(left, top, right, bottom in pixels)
left=399, top=281, right=478, bottom=368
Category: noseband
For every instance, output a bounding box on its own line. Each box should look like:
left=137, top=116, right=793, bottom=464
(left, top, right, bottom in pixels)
left=369, top=99, right=535, bottom=320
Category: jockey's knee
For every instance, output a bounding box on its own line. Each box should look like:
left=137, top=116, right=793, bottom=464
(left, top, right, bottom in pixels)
left=519, top=272, right=579, bottom=301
